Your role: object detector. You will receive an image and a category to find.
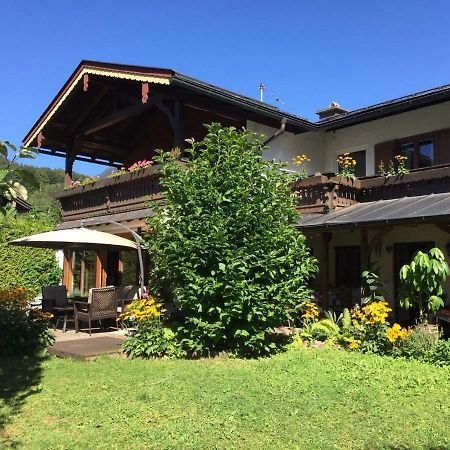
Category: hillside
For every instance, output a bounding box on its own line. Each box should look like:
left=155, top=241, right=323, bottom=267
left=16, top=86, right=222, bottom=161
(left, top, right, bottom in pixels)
left=0, top=156, right=84, bottom=214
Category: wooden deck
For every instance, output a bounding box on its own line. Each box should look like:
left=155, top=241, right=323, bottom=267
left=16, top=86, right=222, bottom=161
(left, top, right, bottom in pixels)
left=49, top=329, right=126, bottom=361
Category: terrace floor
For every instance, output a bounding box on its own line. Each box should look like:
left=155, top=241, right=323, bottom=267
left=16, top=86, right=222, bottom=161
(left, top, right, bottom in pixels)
left=49, top=328, right=127, bottom=360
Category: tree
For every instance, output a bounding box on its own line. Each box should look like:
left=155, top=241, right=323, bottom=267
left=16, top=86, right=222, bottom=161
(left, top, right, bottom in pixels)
left=145, top=124, right=317, bottom=357
left=399, top=247, right=449, bottom=322
left=0, top=141, right=39, bottom=216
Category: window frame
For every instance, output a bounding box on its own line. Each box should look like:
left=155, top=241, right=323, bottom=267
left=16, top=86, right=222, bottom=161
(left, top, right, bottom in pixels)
left=335, top=245, right=361, bottom=288
left=335, top=148, right=367, bottom=177
left=396, top=132, right=435, bottom=169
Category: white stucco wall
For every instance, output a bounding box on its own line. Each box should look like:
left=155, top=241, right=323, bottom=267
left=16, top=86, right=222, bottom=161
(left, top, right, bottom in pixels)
left=246, top=121, right=326, bottom=175
left=249, top=100, right=450, bottom=176
left=324, top=101, right=450, bottom=175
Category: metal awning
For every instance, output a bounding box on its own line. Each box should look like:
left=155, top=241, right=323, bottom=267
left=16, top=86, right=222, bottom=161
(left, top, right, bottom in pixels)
left=297, top=193, right=450, bottom=230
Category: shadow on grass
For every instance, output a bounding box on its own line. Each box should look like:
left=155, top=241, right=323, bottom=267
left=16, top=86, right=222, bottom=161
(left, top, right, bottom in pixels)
left=0, top=354, right=46, bottom=447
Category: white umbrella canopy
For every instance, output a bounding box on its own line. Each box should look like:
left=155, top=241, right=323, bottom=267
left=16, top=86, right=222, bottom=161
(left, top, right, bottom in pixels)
left=8, top=227, right=137, bottom=251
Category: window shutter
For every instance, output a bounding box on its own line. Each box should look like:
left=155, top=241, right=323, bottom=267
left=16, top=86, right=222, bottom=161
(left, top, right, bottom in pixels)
left=374, top=141, right=394, bottom=173
left=436, top=128, right=450, bottom=165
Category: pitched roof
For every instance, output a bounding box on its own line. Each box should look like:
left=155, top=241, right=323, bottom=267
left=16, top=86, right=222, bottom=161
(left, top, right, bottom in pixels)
left=23, top=60, right=315, bottom=147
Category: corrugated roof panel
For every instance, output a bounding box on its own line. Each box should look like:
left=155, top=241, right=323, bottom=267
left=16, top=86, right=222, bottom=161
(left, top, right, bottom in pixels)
left=297, top=193, right=450, bottom=229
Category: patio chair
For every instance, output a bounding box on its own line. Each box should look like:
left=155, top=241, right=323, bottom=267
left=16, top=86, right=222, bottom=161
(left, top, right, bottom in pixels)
left=74, top=286, right=118, bottom=335
left=115, top=285, right=141, bottom=312
left=42, top=285, right=74, bottom=332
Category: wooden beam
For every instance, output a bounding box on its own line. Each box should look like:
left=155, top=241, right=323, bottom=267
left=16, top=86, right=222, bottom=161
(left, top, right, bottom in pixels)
left=62, top=250, right=73, bottom=290
left=79, top=140, right=129, bottom=156
left=321, top=232, right=332, bottom=308
left=67, top=87, right=110, bottom=135
left=435, top=223, right=450, bottom=235
left=95, top=252, right=107, bottom=288
left=64, top=143, right=78, bottom=187
left=155, top=100, right=175, bottom=129
left=83, top=101, right=155, bottom=136
left=360, top=228, right=369, bottom=298
left=173, top=101, right=185, bottom=149
left=368, top=226, right=393, bottom=256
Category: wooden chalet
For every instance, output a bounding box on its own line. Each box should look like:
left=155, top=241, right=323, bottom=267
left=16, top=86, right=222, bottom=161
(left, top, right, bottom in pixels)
left=23, top=60, right=450, bottom=323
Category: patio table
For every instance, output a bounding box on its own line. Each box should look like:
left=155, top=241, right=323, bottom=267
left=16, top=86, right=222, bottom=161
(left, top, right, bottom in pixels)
left=53, top=305, right=75, bottom=333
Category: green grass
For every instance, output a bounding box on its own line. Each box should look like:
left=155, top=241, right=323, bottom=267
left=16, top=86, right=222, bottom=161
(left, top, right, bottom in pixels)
left=1, top=349, right=449, bottom=449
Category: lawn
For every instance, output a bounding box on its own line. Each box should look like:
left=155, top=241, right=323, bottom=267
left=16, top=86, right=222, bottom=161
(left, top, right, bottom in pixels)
left=1, top=349, right=449, bottom=449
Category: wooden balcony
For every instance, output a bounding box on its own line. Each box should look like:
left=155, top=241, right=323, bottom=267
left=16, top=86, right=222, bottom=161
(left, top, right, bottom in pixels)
left=294, top=163, right=450, bottom=214
left=55, top=165, right=163, bottom=222
left=55, top=162, right=450, bottom=223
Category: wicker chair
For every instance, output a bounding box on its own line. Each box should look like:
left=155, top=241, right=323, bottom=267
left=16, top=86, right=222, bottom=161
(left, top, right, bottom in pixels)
left=42, top=285, right=73, bottom=332
left=74, top=287, right=118, bottom=335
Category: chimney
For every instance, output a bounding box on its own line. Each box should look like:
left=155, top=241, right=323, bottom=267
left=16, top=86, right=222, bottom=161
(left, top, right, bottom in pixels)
left=316, top=102, right=348, bottom=122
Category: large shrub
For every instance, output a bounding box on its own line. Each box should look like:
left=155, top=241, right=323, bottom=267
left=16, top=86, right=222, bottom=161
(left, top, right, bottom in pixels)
left=0, top=287, right=54, bottom=356
left=146, top=124, right=317, bottom=357
left=0, top=215, right=61, bottom=296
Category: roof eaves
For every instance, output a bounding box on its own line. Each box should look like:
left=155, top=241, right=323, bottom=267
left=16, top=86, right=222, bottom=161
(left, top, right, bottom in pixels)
left=171, top=72, right=317, bottom=132
left=317, top=84, right=450, bottom=130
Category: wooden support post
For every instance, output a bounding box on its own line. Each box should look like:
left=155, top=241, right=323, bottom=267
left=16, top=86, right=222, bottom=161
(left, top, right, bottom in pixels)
left=118, top=251, right=123, bottom=285
left=95, top=252, right=107, bottom=288
left=360, top=228, right=369, bottom=298
left=321, top=232, right=332, bottom=308
left=173, top=101, right=185, bottom=150
left=62, top=250, right=73, bottom=290
left=64, top=144, right=78, bottom=187
left=79, top=254, right=85, bottom=292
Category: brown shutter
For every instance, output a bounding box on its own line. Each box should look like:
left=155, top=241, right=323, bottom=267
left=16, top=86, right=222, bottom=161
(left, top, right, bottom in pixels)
left=374, top=141, right=394, bottom=173
left=435, top=128, right=450, bottom=165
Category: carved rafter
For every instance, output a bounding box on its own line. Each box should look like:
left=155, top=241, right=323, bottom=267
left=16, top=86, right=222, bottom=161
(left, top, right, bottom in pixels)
left=82, top=100, right=158, bottom=136
left=67, top=86, right=110, bottom=135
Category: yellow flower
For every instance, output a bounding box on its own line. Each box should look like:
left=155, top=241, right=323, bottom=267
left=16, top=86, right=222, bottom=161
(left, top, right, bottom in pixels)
left=301, top=302, right=319, bottom=321
left=386, top=323, right=409, bottom=343
left=293, top=154, right=311, bottom=166
left=0, top=287, right=31, bottom=311
left=351, top=301, right=392, bottom=326
left=348, top=339, right=361, bottom=350
left=118, top=296, right=165, bottom=324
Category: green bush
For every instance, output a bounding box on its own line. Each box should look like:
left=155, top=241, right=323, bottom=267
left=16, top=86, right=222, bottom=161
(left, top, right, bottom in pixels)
left=299, top=319, right=340, bottom=342
left=146, top=124, right=317, bottom=357
left=394, top=327, right=439, bottom=361
left=122, top=320, right=185, bottom=359
left=426, top=339, right=450, bottom=366
left=0, top=287, right=54, bottom=356
left=0, top=215, right=61, bottom=296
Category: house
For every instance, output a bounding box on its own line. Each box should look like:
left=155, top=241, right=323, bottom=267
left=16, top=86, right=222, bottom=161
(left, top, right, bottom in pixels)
left=23, top=60, right=450, bottom=322
left=0, top=196, right=32, bottom=214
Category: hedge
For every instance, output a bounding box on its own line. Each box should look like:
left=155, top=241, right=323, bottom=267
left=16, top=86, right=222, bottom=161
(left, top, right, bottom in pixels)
left=0, top=216, right=61, bottom=296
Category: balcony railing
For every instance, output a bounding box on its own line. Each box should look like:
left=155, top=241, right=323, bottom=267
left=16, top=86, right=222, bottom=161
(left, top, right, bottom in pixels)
left=55, top=162, right=450, bottom=222
left=55, top=165, right=163, bottom=222
left=293, top=163, right=450, bottom=214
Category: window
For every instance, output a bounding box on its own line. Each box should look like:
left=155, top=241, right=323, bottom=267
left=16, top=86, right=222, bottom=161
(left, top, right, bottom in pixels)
left=337, top=150, right=366, bottom=177
left=335, top=246, right=361, bottom=287
left=71, top=251, right=96, bottom=293
left=398, top=137, right=434, bottom=169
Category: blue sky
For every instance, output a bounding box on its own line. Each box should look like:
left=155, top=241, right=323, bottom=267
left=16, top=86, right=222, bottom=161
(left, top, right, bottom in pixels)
left=2, top=0, right=450, bottom=175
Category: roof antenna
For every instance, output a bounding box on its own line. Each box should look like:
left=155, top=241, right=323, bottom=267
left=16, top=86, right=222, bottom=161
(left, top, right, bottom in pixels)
left=259, top=82, right=264, bottom=102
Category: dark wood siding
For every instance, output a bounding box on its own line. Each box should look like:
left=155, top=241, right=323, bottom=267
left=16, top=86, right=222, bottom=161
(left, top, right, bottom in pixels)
left=436, top=128, right=450, bottom=165
left=374, top=141, right=394, bottom=172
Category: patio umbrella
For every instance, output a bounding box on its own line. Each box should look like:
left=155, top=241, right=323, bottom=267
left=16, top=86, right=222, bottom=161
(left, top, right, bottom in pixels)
left=8, top=227, right=146, bottom=293
left=8, top=228, right=137, bottom=250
